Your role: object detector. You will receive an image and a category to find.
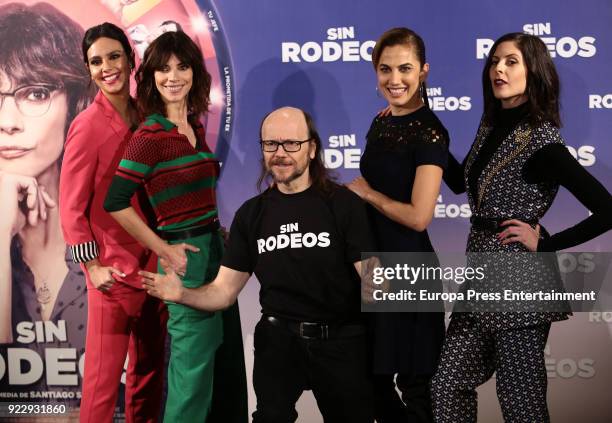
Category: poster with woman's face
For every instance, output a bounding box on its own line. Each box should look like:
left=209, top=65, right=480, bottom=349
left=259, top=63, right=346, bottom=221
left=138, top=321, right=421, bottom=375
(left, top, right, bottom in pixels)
left=0, top=0, right=232, bottom=418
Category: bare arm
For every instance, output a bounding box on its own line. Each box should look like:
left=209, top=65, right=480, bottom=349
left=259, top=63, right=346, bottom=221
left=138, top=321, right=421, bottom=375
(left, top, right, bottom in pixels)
left=109, top=207, right=198, bottom=274
left=347, top=165, right=443, bottom=232
left=109, top=207, right=167, bottom=256
left=140, top=264, right=250, bottom=311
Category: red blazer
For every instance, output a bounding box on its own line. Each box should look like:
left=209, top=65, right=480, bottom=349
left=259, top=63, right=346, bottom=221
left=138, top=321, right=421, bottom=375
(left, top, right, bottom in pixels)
left=60, top=91, right=156, bottom=289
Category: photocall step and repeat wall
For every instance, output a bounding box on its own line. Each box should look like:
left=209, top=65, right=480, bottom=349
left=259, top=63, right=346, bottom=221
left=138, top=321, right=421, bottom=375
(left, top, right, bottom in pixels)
left=0, top=0, right=610, bottom=421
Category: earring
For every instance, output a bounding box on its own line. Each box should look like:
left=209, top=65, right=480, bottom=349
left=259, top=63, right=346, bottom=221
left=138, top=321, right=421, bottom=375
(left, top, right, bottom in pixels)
left=376, top=86, right=382, bottom=98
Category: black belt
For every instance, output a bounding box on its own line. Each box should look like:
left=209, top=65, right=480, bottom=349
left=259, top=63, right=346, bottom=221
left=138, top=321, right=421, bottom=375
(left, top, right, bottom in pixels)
left=470, top=216, right=538, bottom=233
left=263, top=315, right=365, bottom=340
left=158, top=219, right=220, bottom=241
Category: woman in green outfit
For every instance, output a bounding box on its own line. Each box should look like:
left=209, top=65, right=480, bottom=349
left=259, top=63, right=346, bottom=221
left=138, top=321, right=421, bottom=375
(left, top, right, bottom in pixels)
left=104, top=30, right=247, bottom=422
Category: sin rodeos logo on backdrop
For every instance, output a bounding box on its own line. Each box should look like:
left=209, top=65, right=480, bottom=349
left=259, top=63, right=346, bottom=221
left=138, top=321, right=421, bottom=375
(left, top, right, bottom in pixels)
left=589, top=94, right=612, bottom=109
left=477, top=22, right=596, bottom=59
left=427, top=87, right=472, bottom=112
left=434, top=195, right=471, bottom=219
left=324, top=133, right=361, bottom=170
left=282, top=26, right=375, bottom=63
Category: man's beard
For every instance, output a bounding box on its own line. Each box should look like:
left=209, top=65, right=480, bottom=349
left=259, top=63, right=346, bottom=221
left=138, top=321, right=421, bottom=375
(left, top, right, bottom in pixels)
left=267, top=157, right=309, bottom=184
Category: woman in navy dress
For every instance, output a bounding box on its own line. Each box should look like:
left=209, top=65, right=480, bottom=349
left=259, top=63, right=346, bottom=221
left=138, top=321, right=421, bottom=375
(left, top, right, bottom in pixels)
left=347, top=27, right=447, bottom=423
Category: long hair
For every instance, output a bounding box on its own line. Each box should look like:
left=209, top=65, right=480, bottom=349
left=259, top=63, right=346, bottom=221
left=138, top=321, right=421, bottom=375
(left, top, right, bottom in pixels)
left=257, top=109, right=337, bottom=195
left=0, top=2, right=93, bottom=134
left=371, top=27, right=429, bottom=108
left=136, top=31, right=211, bottom=119
left=482, top=32, right=561, bottom=127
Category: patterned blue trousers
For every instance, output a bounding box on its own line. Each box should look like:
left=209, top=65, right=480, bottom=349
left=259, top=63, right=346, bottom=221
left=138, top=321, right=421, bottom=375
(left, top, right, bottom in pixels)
left=431, top=314, right=550, bottom=423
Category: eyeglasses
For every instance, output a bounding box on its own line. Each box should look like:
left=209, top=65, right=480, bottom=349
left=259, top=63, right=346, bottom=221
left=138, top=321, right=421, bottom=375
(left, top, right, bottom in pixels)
left=0, top=84, right=60, bottom=117
left=260, top=139, right=312, bottom=153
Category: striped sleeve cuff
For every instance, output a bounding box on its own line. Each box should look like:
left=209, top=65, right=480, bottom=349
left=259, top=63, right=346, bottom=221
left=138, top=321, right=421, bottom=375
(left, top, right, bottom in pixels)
left=69, top=241, right=99, bottom=263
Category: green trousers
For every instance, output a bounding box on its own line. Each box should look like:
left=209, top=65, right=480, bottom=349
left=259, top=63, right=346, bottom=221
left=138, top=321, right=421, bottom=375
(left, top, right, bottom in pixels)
left=161, top=230, right=248, bottom=423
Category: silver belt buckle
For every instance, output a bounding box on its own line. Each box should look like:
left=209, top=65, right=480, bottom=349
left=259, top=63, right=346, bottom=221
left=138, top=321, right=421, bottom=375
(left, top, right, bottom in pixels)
left=299, top=322, right=329, bottom=339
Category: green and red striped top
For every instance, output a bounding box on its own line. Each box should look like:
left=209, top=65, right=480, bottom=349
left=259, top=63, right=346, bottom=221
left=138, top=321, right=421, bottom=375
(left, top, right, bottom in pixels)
left=104, top=113, right=219, bottom=232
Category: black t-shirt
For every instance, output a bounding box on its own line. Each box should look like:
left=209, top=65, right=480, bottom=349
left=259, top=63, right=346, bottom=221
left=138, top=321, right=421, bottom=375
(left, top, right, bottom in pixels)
left=222, top=184, right=375, bottom=322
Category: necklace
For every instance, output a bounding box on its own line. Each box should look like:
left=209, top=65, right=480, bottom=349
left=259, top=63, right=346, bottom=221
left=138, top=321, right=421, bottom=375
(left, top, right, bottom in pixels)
left=36, top=280, right=52, bottom=305
left=475, top=127, right=532, bottom=211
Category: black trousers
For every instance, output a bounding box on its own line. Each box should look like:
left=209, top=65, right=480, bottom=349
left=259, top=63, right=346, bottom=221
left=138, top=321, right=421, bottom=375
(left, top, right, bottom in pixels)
left=431, top=315, right=551, bottom=423
left=209, top=302, right=249, bottom=423
left=373, top=373, right=435, bottom=423
left=251, top=317, right=375, bottom=423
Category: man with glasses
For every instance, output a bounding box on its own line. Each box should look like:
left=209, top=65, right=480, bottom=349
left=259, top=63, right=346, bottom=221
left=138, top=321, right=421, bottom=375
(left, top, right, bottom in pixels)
left=141, top=106, right=376, bottom=422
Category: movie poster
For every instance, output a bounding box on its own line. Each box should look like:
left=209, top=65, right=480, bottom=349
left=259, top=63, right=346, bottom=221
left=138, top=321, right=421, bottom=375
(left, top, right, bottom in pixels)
left=0, top=1, right=232, bottom=420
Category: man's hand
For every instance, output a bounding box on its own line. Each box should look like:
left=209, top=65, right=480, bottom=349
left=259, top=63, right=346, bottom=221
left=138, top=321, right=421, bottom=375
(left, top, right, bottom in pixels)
left=140, top=259, right=184, bottom=302
left=361, top=276, right=377, bottom=304
left=357, top=256, right=387, bottom=304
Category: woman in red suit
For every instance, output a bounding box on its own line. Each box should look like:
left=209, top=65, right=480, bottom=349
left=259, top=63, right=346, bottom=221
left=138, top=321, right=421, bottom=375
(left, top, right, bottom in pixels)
left=59, top=23, right=167, bottom=423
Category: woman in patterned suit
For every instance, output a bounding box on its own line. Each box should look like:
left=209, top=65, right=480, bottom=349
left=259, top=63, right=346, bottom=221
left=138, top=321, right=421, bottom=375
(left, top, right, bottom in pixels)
left=431, top=32, right=611, bottom=422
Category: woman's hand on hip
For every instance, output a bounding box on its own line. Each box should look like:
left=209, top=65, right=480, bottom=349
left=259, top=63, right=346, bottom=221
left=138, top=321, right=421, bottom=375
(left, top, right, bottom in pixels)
left=498, top=219, right=541, bottom=251
left=85, top=259, right=125, bottom=292
left=160, top=242, right=200, bottom=276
